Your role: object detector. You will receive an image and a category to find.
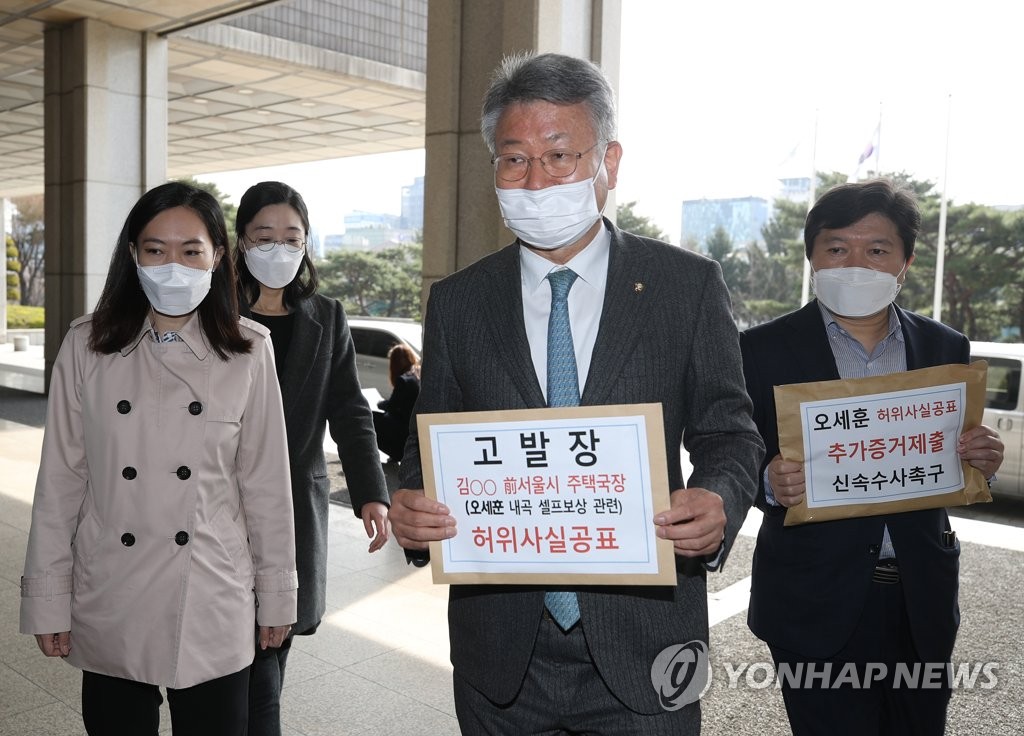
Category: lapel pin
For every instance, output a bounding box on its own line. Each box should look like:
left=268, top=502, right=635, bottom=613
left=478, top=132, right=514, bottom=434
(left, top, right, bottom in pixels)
left=634, top=282, right=644, bottom=293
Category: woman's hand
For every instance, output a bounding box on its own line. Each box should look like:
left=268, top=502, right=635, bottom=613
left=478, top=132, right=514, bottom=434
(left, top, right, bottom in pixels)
left=35, top=632, right=71, bottom=657
left=258, top=624, right=292, bottom=650
left=361, top=501, right=389, bottom=553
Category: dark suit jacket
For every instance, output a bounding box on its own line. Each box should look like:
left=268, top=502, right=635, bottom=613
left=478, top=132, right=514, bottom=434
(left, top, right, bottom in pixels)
left=247, top=295, right=389, bottom=633
left=740, top=300, right=968, bottom=663
left=400, top=221, right=764, bottom=712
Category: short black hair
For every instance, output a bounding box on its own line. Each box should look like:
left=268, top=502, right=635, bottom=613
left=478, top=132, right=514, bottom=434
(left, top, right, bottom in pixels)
left=804, top=179, right=921, bottom=260
left=234, top=181, right=318, bottom=309
left=89, top=181, right=250, bottom=359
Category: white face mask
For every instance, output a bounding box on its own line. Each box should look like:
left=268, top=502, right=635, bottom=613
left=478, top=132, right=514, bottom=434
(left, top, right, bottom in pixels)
left=136, top=262, right=213, bottom=316
left=243, top=245, right=305, bottom=289
left=812, top=265, right=905, bottom=318
left=495, top=164, right=604, bottom=250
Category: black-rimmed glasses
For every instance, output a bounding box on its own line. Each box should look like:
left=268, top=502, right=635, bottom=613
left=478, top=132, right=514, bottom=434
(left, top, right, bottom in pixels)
left=241, top=236, right=305, bottom=253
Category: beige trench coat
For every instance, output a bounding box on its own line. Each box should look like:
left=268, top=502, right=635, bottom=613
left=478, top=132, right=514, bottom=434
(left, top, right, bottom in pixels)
left=20, top=314, right=298, bottom=689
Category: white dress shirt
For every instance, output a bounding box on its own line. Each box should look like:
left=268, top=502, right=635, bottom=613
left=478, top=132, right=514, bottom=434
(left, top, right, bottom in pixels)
left=520, top=225, right=610, bottom=401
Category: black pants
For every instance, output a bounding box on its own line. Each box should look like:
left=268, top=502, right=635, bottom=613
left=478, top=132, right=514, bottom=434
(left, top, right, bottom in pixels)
left=248, top=635, right=294, bottom=736
left=770, top=574, right=951, bottom=736
left=82, top=666, right=249, bottom=736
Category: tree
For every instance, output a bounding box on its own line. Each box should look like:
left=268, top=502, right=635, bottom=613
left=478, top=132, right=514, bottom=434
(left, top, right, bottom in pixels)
left=702, top=226, right=755, bottom=325
left=10, top=195, right=44, bottom=306
left=703, top=225, right=747, bottom=295
left=318, top=242, right=422, bottom=319
left=177, top=177, right=238, bottom=236
left=906, top=197, right=1024, bottom=340
left=6, top=236, right=20, bottom=303
left=616, top=201, right=668, bottom=241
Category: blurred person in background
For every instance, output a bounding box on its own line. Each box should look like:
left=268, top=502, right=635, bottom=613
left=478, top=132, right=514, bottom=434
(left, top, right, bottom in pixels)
left=372, top=343, right=421, bottom=463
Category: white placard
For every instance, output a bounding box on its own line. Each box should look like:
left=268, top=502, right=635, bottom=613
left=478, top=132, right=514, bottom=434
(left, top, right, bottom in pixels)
left=419, top=404, right=676, bottom=584
left=801, top=382, right=967, bottom=507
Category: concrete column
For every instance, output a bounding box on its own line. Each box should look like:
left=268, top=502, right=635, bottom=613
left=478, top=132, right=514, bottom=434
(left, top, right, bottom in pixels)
left=0, top=197, right=8, bottom=343
left=43, top=18, right=167, bottom=388
left=1, top=198, right=9, bottom=343
left=421, top=0, right=621, bottom=303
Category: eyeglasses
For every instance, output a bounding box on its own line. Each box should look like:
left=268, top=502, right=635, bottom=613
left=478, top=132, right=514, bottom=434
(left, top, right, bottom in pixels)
left=242, top=236, right=305, bottom=253
left=491, top=141, right=603, bottom=182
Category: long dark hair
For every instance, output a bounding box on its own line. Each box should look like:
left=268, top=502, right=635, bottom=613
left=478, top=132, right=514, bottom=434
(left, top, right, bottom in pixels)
left=89, top=181, right=251, bottom=359
left=234, top=181, right=318, bottom=310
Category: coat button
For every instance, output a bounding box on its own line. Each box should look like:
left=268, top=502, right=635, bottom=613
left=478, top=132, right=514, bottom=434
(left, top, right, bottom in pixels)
left=188, top=401, right=203, bottom=416
left=868, top=544, right=880, bottom=555
left=121, top=533, right=135, bottom=547
left=175, top=531, right=189, bottom=546
left=176, top=466, right=191, bottom=480
left=116, top=400, right=132, bottom=414
left=122, top=466, right=137, bottom=480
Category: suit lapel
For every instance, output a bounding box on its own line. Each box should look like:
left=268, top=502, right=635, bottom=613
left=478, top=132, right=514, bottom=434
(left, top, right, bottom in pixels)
left=480, top=245, right=546, bottom=407
left=581, top=227, right=655, bottom=405
left=782, top=301, right=842, bottom=381
left=896, top=304, right=927, bottom=370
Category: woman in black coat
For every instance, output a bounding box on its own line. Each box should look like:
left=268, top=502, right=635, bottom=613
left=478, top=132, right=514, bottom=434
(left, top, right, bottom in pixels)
left=233, top=181, right=390, bottom=736
left=372, top=343, right=421, bottom=463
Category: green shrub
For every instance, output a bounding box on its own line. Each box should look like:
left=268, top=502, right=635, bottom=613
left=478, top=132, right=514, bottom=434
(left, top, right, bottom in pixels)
left=6, top=305, right=44, bottom=328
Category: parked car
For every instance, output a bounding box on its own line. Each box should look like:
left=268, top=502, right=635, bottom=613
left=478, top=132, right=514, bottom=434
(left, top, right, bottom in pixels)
left=348, top=317, right=423, bottom=398
left=971, top=341, right=1024, bottom=497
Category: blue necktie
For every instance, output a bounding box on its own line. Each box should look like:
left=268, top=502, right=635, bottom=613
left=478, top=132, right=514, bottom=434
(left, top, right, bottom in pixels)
left=543, top=268, right=581, bottom=630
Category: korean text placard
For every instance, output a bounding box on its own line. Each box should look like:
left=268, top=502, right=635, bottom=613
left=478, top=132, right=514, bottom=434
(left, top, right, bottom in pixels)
left=775, top=362, right=991, bottom=525
left=417, top=404, right=676, bottom=584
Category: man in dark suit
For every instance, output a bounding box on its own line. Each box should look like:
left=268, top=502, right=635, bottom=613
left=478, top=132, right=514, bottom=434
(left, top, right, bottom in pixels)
left=740, top=179, right=1004, bottom=735
left=388, top=52, right=764, bottom=733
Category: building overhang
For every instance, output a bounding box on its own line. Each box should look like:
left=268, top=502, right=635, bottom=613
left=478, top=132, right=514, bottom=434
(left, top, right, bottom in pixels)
left=0, top=0, right=425, bottom=198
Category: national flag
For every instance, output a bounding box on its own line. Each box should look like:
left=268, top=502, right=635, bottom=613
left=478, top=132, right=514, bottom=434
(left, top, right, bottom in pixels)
left=849, top=121, right=880, bottom=182
left=858, top=139, right=875, bottom=165
left=857, top=123, right=879, bottom=164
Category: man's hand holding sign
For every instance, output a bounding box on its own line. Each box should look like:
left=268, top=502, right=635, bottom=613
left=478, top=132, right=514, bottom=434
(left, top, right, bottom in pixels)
left=774, top=362, right=998, bottom=525
left=766, top=426, right=1003, bottom=510
left=390, top=404, right=728, bottom=584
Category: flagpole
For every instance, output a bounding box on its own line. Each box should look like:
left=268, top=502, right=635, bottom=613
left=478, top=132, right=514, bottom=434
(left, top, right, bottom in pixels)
left=932, top=94, right=952, bottom=321
left=801, top=109, right=818, bottom=305
left=874, top=102, right=882, bottom=175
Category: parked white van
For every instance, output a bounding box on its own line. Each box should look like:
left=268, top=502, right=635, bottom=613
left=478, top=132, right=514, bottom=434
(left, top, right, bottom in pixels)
left=971, top=341, right=1024, bottom=497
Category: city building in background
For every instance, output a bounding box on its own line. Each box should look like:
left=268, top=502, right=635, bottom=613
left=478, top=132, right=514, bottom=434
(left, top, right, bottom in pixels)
left=777, top=176, right=812, bottom=203
left=324, top=211, right=417, bottom=252
left=681, top=196, right=770, bottom=251
left=401, top=175, right=424, bottom=230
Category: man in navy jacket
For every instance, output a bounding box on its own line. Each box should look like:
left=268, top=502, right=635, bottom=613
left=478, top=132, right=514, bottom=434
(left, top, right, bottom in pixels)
left=740, top=179, right=1004, bottom=735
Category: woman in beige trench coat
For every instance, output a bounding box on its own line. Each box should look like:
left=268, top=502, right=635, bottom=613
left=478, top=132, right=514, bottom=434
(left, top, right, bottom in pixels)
left=19, top=182, right=298, bottom=736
